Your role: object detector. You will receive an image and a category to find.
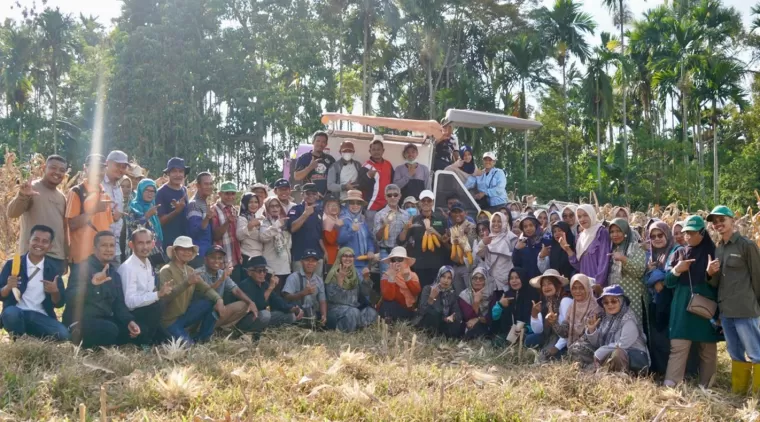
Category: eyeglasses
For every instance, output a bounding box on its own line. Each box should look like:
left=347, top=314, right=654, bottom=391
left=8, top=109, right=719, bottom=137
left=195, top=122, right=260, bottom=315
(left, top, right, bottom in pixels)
left=386, top=193, right=399, bottom=198
left=348, top=201, right=363, bottom=206
left=602, top=298, right=619, bottom=306
left=390, top=257, right=405, bottom=263
left=472, top=275, right=486, bottom=281
left=650, top=233, right=666, bottom=240
left=248, top=268, right=267, bottom=273
left=144, top=189, right=156, bottom=193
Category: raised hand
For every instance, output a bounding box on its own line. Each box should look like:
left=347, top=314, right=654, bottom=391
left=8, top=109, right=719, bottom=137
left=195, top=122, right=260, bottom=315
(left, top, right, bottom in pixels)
left=515, top=237, right=527, bottom=250
left=673, top=259, right=696, bottom=274
left=545, top=310, right=558, bottom=326
left=145, top=204, right=160, bottom=219
left=531, top=300, right=542, bottom=319
left=499, top=294, right=512, bottom=308
left=269, top=275, right=279, bottom=290
left=158, top=282, right=173, bottom=298
left=171, top=197, right=187, bottom=212
left=248, top=217, right=261, bottom=230
left=707, top=255, right=721, bottom=276
left=19, top=180, right=39, bottom=197
left=304, top=281, right=317, bottom=295
left=367, top=168, right=377, bottom=178
left=539, top=244, right=551, bottom=258
left=304, top=204, right=315, bottom=217
left=188, top=272, right=203, bottom=285
left=42, top=276, right=59, bottom=294
left=586, top=313, right=601, bottom=333
left=336, top=266, right=347, bottom=286
left=223, top=264, right=234, bottom=280
left=92, top=264, right=111, bottom=285
left=429, top=284, right=440, bottom=300
left=361, top=267, right=370, bottom=280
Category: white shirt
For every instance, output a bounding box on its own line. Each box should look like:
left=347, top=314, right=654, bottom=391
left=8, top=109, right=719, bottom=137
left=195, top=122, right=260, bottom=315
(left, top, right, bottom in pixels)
left=530, top=297, right=573, bottom=350
left=17, top=256, right=46, bottom=315
left=117, top=254, right=158, bottom=310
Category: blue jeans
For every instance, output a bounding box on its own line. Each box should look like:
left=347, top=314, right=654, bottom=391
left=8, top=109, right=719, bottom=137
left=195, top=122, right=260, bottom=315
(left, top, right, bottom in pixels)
left=379, top=249, right=390, bottom=274
left=1, top=306, right=70, bottom=341
left=166, top=299, right=216, bottom=344
left=721, top=314, right=760, bottom=363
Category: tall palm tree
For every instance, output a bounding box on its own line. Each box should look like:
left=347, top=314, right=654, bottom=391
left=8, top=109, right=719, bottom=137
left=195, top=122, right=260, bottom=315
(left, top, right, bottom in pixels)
left=0, top=24, right=35, bottom=158
left=37, top=8, right=76, bottom=154
left=583, top=34, right=615, bottom=194
left=535, top=0, right=596, bottom=197
left=359, top=0, right=399, bottom=117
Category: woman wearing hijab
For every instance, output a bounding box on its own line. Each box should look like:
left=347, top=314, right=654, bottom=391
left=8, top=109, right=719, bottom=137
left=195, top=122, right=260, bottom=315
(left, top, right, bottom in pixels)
left=556, top=274, right=602, bottom=353
left=536, top=209, right=549, bottom=230
left=237, top=193, right=263, bottom=268
left=259, top=197, right=293, bottom=288
left=444, top=145, right=478, bottom=183
left=607, top=218, right=647, bottom=325
left=458, top=267, right=494, bottom=340
left=570, top=285, right=650, bottom=373
left=474, top=212, right=518, bottom=291
left=558, top=204, right=611, bottom=290
left=561, top=205, right=580, bottom=237
left=414, top=266, right=463, bottom=338
left=549, top=211, right=561, bottom=226
left=672, top=221, right=686, bottom=247
left=612, top=206, right=631, bottom=221
left=491, top=268, right=540, bottom=345
left=663, top=215, right=721, bottom=387
left=125, top=179, right=167, bottom=266
left=338, top=191, right=377, bottom=273
left=325, top=248, right=378, bottom=332
left=526, top=269, right=573, bottom=361
left=537, top=220, right=577, bottom=279
left=513, top=214, right=544, bottom=280
left=378, top=247, right=422, bottom=321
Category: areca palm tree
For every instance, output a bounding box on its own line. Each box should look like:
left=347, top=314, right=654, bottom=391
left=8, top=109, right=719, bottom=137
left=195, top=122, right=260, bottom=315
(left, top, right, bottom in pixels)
left=0, top=24, right=35, bottom=157
left=583, top=33, right=615, bottom=193
left=535, top=0, right=596, bottom=196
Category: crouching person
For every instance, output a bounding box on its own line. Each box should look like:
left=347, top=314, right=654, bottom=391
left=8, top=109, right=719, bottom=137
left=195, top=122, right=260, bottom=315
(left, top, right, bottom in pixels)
left=63, top=231, right=141, bottom=347
left=0, top=225, right=69, bottom=341
left=282, top=249, right=327, bottom=327
left=159, top=236, right=230, bottom=345
left=569, top=285, right=650, bottom=373
left=325, top=248, right=378, bottom=332
left=236, top=256, right=302, bottom=334
left=198, top=246, right=256, bottom=331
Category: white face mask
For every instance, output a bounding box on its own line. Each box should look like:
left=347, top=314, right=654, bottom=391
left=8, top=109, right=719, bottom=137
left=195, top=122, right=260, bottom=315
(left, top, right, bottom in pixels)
left=405, top=159, right=417, bottom=165
left=341, top=152, right=354, bottom=161
left=511, top=211, right=520, bottom=220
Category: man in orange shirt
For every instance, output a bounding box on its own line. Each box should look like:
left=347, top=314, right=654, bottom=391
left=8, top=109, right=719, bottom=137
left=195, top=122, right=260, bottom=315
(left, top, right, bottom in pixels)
left=66, top=154, right=115, bottom=273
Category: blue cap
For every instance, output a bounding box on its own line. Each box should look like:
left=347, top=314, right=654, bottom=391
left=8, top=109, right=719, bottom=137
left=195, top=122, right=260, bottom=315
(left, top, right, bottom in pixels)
left=596, top=284, right=626, bottom=307
left=274, top=178, right=291, bottom=189
left=450, top=202, right=465, bottom=212
left=301, top=249, right=319, bottom=261
left=205, top=245, right=226, bottom=257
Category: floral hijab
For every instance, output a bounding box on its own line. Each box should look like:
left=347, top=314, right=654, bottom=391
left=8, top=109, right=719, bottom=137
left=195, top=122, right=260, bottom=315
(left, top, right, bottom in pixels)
left=433, top=265, right=457, bottom=316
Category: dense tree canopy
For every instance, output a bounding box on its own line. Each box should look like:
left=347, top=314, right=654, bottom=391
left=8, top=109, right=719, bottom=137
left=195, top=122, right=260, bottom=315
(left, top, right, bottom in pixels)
left=1, top=0, right=759, bottom=211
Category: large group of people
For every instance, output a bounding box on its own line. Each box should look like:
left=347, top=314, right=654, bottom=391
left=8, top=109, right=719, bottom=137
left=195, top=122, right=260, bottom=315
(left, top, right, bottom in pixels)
left=2, top=129, right=760, bottom=397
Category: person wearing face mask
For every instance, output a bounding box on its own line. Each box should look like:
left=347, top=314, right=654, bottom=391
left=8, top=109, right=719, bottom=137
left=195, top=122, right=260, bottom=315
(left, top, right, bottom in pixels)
left=393, top=143, right=430, bottom=201
left=402, top=196, right=419, bottom=217
left=465, top=152, right=507, bottom=211
left=326, top=140, right=373, bottom=201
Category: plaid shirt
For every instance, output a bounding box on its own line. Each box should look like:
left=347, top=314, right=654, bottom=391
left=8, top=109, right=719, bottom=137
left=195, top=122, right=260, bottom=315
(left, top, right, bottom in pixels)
left=374, top=206, right=410, bottom=249
left=212, top=203, right=243, bottom=265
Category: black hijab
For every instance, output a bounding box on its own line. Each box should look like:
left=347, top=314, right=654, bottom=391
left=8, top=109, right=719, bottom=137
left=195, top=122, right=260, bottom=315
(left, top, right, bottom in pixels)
left=550, top=221, right=576, bottom=279
left=668, top=228, right=715, bottom=286
left=491, top=268, right=540, bottom=325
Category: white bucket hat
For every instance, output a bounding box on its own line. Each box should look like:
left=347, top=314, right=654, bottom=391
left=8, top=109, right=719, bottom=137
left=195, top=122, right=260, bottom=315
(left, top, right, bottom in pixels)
left=381, top=246, right=416, bottom=267
left=166, top=236, right=199, bottom=259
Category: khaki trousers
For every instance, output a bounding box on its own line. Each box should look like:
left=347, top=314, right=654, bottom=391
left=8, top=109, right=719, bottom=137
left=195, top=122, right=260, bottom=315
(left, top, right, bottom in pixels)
left=214, top=301, right=249, bottom=329
left=665, top=339, right=717, bottom=386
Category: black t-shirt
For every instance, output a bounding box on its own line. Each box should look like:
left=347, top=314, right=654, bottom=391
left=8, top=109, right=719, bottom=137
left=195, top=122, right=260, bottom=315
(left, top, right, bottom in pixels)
left=295, top=151, right=336, bottom=194
left=405, top=212, right=448, bottom=269
left=433, top=139, right=456, bottom=172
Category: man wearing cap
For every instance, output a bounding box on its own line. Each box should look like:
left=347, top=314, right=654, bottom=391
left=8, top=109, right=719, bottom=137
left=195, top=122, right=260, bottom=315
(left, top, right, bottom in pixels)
left=362, top=136, right=395, bottom=233
left=393, top=143, right=430, bottom=201
left=282, top=249, right=327, bottom=325
left=374, top=184, right=410, bottom=273
left=196, top=245, right=257, bottom=331
left=273, top=179, right=295, bottom=214
left=158, top=236, right=230, bottom=344
left=287, top=183, right=324, bottom=275
left=102, top=150, right=129, bottom=261
left=156, top=157, right=190, bottom=251
left=211, top=181, right=243, bottom=281
left=448, top=201, right=477, bottom=293
left=706, top=206, right=760, bottom=394
left=66, top=154, right=115, bottom=272
left=250, top=183, right=269, bottom=207
left=327, top=140, right=372, bottom=200
left=465, top=152, right=507, bottom=211
left=294, top=131, right=336, bottom=196
left=8, top=155, right=68, bottom=274
left=236, top=256, right=302, bottom=333
left=186, top=172, right=216, bottom=267
left=398, top=190, right=448, bottom=287
left=445, top=193, right=475, bottom=226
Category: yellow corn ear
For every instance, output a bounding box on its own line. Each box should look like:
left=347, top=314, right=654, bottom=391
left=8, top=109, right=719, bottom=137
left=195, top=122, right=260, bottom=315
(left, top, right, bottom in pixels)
left=357, top=255, right=369, bottom=261
left=432, top=235, right=441, bottom=248
left=428, top=235, right=435, bottom=252
left=466, top=251, right=474, bottom=265
left=11, top=254, right=21, bottom=277
left=450, top=243, right=457, bottom=260
left=422, top=233, right=428, bottom=252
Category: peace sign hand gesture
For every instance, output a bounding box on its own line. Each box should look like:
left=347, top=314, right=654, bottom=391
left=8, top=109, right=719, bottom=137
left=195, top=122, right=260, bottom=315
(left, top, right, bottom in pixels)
left=92, top=265, right=111, bottom=285
left=19, top=180, right=39, bottom=197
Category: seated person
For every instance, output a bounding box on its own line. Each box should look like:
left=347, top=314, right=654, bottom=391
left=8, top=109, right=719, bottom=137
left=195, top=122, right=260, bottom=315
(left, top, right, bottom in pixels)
left=377, top=247, right=421, bottom=321
left=158, top=236, right=229, bottom=345
left=465, top=152, right=506, bottom=211
left=236, top=256, right=302, bottom=334
left=414, top=266, right=462, bottom=338
left=197, top=246, right=256, bottom=331
left=325, top=248, right=378, bottom=332
left=0, top=225, right=68, bottom=341
left=526, top=269, right=573, bottom=361
left=551, top=274, right=601, bottom=353
left=458, top=267, right=493, bottom=340
left=444, top=145, right=479, bottom=183
left=282, top=250, right=327, bottom=326
left=63, top=231, right=141, bottom=347
left=490, top=268, right=539, bottom=346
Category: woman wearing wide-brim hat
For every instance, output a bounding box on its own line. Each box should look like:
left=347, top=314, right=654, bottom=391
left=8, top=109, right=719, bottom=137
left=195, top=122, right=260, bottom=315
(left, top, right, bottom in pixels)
left=338, top=190, right=376, bottom=273
left=525, top=269, right=573, bottom=361
left=377, top=247, right=421, bottom=321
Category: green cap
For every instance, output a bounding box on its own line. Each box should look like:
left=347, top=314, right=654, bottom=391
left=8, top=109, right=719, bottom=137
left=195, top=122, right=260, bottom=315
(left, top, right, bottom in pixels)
left=219, top=181, right=238, bottom=193
left=706, top=205, right=735, bottom=222
left=682, top=215, right=705, bottom=232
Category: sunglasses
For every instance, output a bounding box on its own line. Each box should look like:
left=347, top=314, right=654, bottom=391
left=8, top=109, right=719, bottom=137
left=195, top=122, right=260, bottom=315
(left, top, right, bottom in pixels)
left=248, top=268, right=267, bottom=273
left=390, top=257, right=405, bottom=263
left=386, top=193, right=399, bottom=198
left=348, top=201, right=363, bottom=206
left=602, top=298, right=619, bottom=305
left=650, top=233, right=666, bottom=240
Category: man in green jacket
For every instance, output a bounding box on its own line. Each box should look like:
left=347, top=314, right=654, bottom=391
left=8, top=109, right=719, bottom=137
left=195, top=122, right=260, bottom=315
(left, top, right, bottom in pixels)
left=707, top=206, right=760, bottom=394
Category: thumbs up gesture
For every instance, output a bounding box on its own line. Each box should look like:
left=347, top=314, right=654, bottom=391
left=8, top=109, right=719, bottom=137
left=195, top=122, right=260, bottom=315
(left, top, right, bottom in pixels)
left=707, top=254, right=721, bottom=276
left=92, top=264, right=111, bottom=285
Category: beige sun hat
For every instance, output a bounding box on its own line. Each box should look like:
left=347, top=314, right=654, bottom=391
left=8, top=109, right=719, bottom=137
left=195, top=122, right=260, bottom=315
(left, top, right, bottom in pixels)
left=166, top=236, right=199, bottom=259
left=381, top=246, right=416, bottom=267
left=342, top=190, right=367, bottom=205
left=529, top=268, right=569, bottom=289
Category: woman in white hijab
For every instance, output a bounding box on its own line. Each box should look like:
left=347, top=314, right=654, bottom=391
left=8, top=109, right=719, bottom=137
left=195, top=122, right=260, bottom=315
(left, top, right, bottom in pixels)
left=474, top=212, right=517, bottom=290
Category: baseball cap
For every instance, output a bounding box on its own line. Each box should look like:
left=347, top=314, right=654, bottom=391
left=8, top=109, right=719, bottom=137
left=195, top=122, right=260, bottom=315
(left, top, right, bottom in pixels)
left=106, top=150, right=129, bottom=164
left=482, top=152, right=497, bottom=161
left=450, top=202, right=465, bottom=212
left=706, top=205, right=735, bottom=222
left=419, top=190, right=435, bottom=201
left=682, top=215, right=706, bottom=232
left=205, top=245, right=227, bottom=257
left=301, top=249, right=319, bottom=260
left=274, top=178, right=291, bottom=189
left=301, top=183, right=318, bottom=193
left=339, top=140, right=355, bottom=152
left=245, top=256, right=268, bottom=269
left=219, top=181, right=237, bottom=193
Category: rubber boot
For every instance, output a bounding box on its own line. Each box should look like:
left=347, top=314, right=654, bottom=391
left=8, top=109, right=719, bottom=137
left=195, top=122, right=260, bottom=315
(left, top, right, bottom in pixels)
left=752, top=363, right=760, bottom=395
left=732, top=360, right=752, bottom=395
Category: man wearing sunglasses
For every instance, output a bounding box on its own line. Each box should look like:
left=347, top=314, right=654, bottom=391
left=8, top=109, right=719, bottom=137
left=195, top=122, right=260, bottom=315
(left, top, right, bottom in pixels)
left=374, top=184, right=410, bottom=273
left=287, top=183, right=324, bottom=275
left=236, top=256, right=301, bottom=334
left=706, top=206, right=760, bottom=394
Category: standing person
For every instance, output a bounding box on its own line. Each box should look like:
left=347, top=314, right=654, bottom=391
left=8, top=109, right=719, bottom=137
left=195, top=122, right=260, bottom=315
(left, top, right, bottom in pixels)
left=211, top=181, right=243, bottom=280
left=374, top=184, right=410, bottom=273
left=236, top=257, right=301, bottom=334
left=513, top=213, right=544, bottom=281
left=403, top=196, right=419, bottom=217
left=119, top=177, right=133, bottom=261
left=103, top=150, right=129, bottom=262
left=293, top=131, right=336, bottom=197
left=250, top=183, right=269, bottom=207
left=326, top=140, right=371, bottom=200
left=414, top=265, right=462, bottom=338
left=272, top=179, right=295, bottom=214
left=561, top=205, right=580, bottom=237
left=398, top=190, right=447, bottom=287
left=607, top=218, right=647, bottom=324
left=338, top=190, right=377, bottom=274
left=393, top=143, right=430, bottom=201
left=378, top=247, right=422, bottom=321
left=537, top=220, right=577, bottom=280
left=259, top=197, right=292, bottom=288
left=287, top=183, right=324, bottom=275
left=459, top=267, right=494, bottom=340
left=673, top=221, right=686, bottom=247
left=66, top=154, right=114, bottom=272
left=536, top=210, right=549, bottom=230
left=197, top=246, right=256, bottom=330
left=118, top=228, right=171, bottom=345
left=447, top=201, right=477, bottom=293
left=362, top=137, right=394, bottom=233
left=126, top=163, right=146, bottom=191
left=473, top=212, right=517, bottom=291
left=156, top=157, right=189, bottom=251
left=526, top=269, right=573, bottom=361
left=663, top=216, right=722, bottom=388
left=236, top=193, right=263, bottom=268
left=321, top=196, right=342, bottom=275
left=324, top=248, right=378, bottom=332
left=557, top=204, right=611, bottom=291
left=282, top=250, right=328, bottom=326
left=186, top=172, right=216, bottom=267
left=706, top=206, right=760, bottom=394
left=0, top=225, right=68, bottom=341
left=124, top=179, right=167, bottom=267
left=465, top=152, right=507, bottom=211
left=63, top=231, right=141, bottom=348
left=7, top=155, right=68, bottom=274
